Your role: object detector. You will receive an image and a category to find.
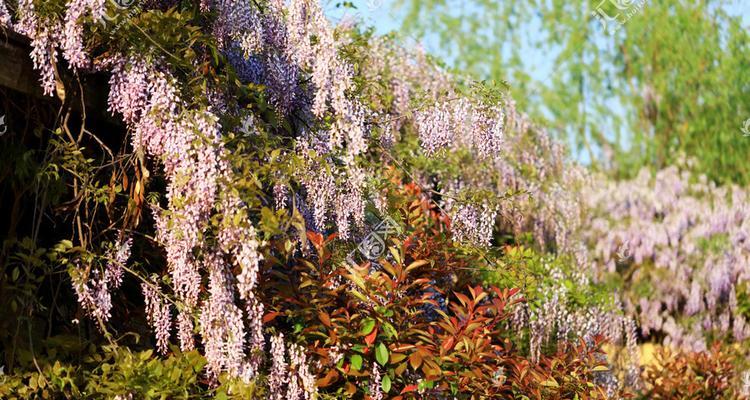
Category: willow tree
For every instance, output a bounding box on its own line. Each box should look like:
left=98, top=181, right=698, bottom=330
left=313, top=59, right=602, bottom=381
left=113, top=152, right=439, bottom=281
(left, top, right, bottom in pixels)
left=395, top=0, right=750, bottom=184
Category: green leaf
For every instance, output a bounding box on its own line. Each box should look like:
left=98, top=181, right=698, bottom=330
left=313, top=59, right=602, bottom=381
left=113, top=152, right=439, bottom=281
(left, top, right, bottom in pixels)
left=541, top=379, right=559, bottom=388
left=348, top=289, right=369, bottom=303
left=375, top=343, right=389, bottom=366
left=215, top=391, right=228, bottom=400
left=388, top=247, right=401, bottom=265
left=342, top=263, right=367, bottom=290
left=382, top=322, right=398, bottom=339
left=405, top=259, right=429, bottom=272
left=381, top=374, right=392, bottom=393
left=350, top=354, right=363, bottom=371
left=139, top=350, right=153, bottom=361
left=360, top=318, right=376, bottom=335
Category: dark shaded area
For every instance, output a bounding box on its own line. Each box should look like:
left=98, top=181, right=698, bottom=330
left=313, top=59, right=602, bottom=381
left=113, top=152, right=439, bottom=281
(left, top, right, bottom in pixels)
left=0, top=38, right=158, bottom=373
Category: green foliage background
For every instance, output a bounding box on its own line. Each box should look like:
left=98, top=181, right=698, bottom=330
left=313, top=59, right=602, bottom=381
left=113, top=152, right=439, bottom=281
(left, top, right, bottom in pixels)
left=394, top=0, right=750, bottom=184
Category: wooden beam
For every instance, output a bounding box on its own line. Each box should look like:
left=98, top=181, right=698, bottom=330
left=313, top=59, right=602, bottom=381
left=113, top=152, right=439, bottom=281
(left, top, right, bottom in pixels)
left=0, top=29, right=115, bottom=121
left=0, top=31, right=46, bottom=98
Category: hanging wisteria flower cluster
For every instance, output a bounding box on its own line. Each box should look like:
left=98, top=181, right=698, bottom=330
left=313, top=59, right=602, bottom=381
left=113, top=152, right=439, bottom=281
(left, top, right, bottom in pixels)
left=2, top=0, right=372, bottom=384
left=360, top=36, right=588, bottom=254
left=415, top=98, right=505, bottom=159
left=268, top=334, right=317, bottom=400
left=142, top=282, right=171, bottom=354
left=583, top=165, right=750, bottom=351
left=71, top=236, right=133, bottom=323
left=0, top=0, right=11, bottom=27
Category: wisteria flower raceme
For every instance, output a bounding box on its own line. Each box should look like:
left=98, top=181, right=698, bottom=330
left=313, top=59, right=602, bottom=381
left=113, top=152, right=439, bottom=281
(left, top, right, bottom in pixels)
left=142, top=282, right=172, bottom=355
left=62, top=0, right=106, bottom=70
left=0, top=0, right=11, bottom=27
left=69, top=236, right=133, bottom=324
left=369, top=363, right=383, bottom=400
left=269, top=334, right=288, bottom=400
left=199, top=253, right=247, bottom=379
left=415, top=98, right=505, bottom=159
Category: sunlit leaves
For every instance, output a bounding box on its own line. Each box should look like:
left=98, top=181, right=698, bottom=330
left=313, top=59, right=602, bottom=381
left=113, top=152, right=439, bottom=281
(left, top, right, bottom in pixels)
left=375, top=343, right=389, bottom=366
left=381, top=374, right=392, bottom=393
left=350, top=354, right=363, bottom=371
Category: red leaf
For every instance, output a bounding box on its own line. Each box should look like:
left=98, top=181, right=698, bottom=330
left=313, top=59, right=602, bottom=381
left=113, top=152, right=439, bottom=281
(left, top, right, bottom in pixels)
left=442, top=336, right=455, bottom=352
left=454, top=291, right=470, bottom=307
left=400, top=385, right=419, bottom=394
left=316, top=369, right=339, bottom=388
left=306, top=231, right=324, bottom=247
left=365, top=326, right=378, bottom=346
left=319, top=311, right=332, bottom=327
left=262, top=311, right=281, bottom=323
left=409, top=352, right=423, bottom=370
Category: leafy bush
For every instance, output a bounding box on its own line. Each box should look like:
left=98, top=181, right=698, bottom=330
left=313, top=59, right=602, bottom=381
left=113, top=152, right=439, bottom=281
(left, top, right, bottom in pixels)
left=0, top=342, right=261, bottom=399
left=261, top=177, right=628, bottom=399
left=639, top=344, right=747, bottom=400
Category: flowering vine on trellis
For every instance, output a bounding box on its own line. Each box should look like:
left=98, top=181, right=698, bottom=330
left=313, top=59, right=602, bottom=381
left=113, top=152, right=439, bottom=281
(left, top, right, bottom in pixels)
left=0, top=0, right=640, bottom=394
left=1, top=0, right=375, bottom=386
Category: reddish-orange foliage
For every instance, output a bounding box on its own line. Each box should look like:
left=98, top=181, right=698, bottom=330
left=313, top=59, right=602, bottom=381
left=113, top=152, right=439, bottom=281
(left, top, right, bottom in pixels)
left=260, top=174, right=626, bottom=399
left=640, top=343, right=746, bottom=400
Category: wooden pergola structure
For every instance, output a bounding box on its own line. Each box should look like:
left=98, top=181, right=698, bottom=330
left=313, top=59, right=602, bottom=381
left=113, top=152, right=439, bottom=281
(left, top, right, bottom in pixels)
left=0, top=30, right=112, bottom=117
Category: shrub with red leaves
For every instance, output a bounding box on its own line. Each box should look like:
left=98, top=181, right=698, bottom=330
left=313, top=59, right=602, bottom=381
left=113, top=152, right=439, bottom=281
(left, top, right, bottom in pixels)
left=639, top=343, right=747, bottom=400
left=259, top=175, right=630, bottom=399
